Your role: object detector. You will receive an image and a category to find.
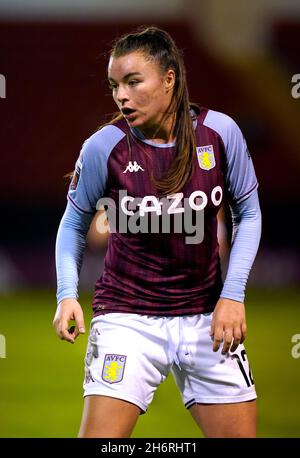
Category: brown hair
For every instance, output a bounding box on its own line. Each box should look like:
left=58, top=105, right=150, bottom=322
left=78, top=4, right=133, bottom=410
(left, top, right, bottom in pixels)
left=107, top=26, right=198, bottom=196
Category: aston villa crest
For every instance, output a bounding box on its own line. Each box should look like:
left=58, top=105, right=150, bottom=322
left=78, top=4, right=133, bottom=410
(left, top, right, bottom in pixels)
left=102, top=354, right=127, bottom=384
left=196, top=145, right=216, bottom=171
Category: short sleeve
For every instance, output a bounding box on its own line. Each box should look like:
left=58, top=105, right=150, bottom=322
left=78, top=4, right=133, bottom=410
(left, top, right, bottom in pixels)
left=67, top=125, right=125, bottom=214
left=204, top=110, right=258, bottom=204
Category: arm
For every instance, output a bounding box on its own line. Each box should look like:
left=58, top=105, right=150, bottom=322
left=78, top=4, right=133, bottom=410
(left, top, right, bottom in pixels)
left=221, top=190, right=261, bottom=303
left=204, top=111, right=261, bottom=354
left=53, top=202, right=94, bottom=343
left=56, top=202, right=93, bottom=304
left=53, top=126, right=123, bottom=343
left=210, top=191, right=262, bottom=354
left=53, top=134, right=101, bottom=344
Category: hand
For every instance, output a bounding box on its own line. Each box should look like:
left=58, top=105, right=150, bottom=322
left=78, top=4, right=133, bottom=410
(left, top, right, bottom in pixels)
left=210, top=297, right=246, bottom=354
left=53, top=298, right=86, bottom=344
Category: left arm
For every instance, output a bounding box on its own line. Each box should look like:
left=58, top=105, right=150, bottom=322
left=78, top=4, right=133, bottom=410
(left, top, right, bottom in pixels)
left=210, top=190, right=262, bottom=354
left=205, top=110, right=261, bottom=353
left=203, top=111, right=262, bottom=354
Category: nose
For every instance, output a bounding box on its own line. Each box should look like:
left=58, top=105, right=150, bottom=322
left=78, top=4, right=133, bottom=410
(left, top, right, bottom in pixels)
left=116, top=85, right=129, bottom=104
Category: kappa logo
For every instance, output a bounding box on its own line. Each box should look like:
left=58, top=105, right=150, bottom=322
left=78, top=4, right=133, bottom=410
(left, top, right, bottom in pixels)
left=123, top=160, right=144, bottom=173
left=102, top=354, right=127, bottom=384
left=196, top=145, right=216, bottom=171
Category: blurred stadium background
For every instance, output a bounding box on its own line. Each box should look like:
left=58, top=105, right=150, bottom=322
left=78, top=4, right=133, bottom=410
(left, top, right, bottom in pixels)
left=0, top=0, right=300, bottom=438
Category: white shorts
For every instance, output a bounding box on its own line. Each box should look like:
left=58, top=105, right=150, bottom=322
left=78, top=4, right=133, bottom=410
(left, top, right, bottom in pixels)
left=83, top=312, right=257, bottom=413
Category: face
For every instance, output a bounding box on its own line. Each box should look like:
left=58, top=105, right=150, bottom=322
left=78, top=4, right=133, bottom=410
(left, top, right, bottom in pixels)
left=108, top=51, right=175, bottom=133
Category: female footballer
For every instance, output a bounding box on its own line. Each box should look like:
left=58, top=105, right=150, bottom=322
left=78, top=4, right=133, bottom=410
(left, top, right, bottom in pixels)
left=53, top=26, right=261, bottom=438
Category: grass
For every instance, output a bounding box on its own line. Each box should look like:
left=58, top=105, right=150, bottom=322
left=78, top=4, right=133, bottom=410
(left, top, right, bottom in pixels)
left=0, top=288, right=299, bottom=437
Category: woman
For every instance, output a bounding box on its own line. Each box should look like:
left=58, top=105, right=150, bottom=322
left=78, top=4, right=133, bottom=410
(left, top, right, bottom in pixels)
left=53, top=26, right=261, bottom=438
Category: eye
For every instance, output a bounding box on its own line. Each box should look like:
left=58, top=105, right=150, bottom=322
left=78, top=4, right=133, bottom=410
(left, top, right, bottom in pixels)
left=108, top=82, right=118, bottom=90
left=128, top=80, right=139, bottom=87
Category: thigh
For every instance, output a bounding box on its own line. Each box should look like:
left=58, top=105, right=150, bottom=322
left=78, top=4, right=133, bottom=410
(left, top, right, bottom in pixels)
left=189, top=400, right=257, bottom=438
left=83, top=314, right=170, bottom=415
left=173, top=314, right=257, bottom=406
left=78, top=395, right=141, bottom=438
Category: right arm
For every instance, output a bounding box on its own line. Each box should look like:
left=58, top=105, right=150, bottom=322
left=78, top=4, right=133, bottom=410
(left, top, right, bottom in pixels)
left=53, top=202, right=93, bottom=343
left=53, top=125, right=125, bottom=342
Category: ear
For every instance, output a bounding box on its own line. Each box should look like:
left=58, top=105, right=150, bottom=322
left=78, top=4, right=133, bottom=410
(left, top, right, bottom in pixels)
left=165, top=69, right=175, bottom=93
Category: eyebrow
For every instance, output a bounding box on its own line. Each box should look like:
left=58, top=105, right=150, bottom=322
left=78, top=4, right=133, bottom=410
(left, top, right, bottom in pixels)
left=108, top=72, right=142, bottom=82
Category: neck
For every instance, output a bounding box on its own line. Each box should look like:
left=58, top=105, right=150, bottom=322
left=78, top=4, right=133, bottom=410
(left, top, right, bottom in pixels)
left=139, top=113, right=176, bottom=144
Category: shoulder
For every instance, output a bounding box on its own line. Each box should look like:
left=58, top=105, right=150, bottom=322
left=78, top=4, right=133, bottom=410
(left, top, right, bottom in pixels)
left=80, top=124, right=126, bottom=163
left=202, top=109, right=242, bottom=142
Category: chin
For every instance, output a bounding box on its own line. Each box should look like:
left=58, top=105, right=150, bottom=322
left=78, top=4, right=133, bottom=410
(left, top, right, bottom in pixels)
left=125, top=117, right=141, bottom=128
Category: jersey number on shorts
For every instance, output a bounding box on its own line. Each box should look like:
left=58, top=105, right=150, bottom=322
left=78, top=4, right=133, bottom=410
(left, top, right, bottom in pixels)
left=231, top=349, right=254, bottom=387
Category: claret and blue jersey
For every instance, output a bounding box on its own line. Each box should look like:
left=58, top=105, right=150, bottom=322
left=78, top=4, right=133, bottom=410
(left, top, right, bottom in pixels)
left=59, top=107, right=259, bottom=316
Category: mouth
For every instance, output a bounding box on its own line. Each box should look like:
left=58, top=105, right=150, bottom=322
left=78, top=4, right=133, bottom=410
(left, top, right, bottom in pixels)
left=121, top=107, right=137, bottom=119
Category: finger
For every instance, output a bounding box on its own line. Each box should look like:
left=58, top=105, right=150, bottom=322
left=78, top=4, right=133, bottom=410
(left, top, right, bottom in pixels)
left=213, top=325, right=223, bottom=352
left=68, top=325, right=82, bottom=341
left=53, top=318, right=61, bottom=338
left=60, top=328, right=75, bottom=344
left=74, top=308, right=86, bottom=334
left=230, top=327, right=242, bottom=353
left=221, top=329, right=233, bottom=355
left=240, top=321, right=247, bottom=344
left=210, top=316, right=215, bottom=339
left=70, top=326, right=81, bottom=340
left=59, top=318, right=75, bottom=344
